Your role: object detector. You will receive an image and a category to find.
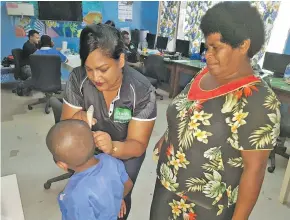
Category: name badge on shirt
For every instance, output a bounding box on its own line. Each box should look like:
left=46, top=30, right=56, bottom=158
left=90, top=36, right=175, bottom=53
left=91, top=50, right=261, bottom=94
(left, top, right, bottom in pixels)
left=114, top=107, right=132, bottom=123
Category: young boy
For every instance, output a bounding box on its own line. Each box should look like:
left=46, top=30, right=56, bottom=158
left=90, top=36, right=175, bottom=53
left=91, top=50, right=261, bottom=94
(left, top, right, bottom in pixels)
left=46, top=119, right=133, bottom=220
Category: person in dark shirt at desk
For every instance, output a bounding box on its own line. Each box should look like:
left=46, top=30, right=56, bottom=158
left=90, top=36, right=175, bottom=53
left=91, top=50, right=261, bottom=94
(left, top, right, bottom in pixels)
left=21, top=30, right=40, bottom=78
left=121, top=31, right=143, bottom=70
left=35, top=35, right=68, bottom=63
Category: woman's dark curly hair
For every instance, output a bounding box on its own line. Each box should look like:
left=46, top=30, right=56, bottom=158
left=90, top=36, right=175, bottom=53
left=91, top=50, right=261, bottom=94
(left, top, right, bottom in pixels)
left=79, top=24, right=125, bottom=66
left=200, top=2, right=265, bottom=58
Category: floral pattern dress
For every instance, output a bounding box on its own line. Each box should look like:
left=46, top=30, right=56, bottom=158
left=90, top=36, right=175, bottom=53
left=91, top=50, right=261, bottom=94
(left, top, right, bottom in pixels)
left=150, top=67, right=281, bottom=220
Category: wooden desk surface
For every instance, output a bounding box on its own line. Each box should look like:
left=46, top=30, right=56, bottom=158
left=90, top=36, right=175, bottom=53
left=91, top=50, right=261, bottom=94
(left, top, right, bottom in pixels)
left=270, top=77, right=290, bottom=93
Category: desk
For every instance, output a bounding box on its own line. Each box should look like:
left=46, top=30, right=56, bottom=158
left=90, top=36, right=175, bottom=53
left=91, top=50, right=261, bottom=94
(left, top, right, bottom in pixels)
left=62, top=54, right=81, bottom=72
left=270, top=77, right=290, bottom=104
left=140, top=54, right=205, bottom=98
left=169, top=60, right=205, bottom=98
left=1, top=174, right=25, bottom=220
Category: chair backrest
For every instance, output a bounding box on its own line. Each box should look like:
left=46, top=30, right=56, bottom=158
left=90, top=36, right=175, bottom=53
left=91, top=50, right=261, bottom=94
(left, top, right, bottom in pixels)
left=144, top=55, right=167, bottom=83
left=49, top=97, right=63, bottom=124
left=265, top=79, right=290, bottom=137
left=11, top=48, right=23, bottom=80
left=280, top=103, right=290, bottom=137
left=29, top=54, right=62, bottom=93
left=131, top=29, right=140, bottom=46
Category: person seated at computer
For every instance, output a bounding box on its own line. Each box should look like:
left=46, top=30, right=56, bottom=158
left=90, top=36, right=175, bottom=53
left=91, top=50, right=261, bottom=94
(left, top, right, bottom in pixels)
left=35, top=35, right=68, bottom=63
left=21, top=30, right=40, bottom=79
left=105, top=20, right=115, bottom=27
left=121, top=31, right=143, bottom=70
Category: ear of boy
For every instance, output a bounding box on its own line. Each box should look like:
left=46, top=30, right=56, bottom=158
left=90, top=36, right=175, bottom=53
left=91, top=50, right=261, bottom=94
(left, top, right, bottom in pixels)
left=57, top=161, right=69, bottom=172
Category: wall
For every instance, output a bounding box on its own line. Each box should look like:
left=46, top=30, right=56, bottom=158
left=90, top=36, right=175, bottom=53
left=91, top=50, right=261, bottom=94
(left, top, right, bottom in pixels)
left=265, top=1, right=290, bottom=55
left=1, top=1, right=159, bottom=59
left=284, top=30, right=290, bottom=55
left=257, top=1, right=290, bottom=66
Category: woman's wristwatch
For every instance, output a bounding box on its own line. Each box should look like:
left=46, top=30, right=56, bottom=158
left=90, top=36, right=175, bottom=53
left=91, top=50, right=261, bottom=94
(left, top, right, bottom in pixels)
left=111, top=142, right=118, bottom=155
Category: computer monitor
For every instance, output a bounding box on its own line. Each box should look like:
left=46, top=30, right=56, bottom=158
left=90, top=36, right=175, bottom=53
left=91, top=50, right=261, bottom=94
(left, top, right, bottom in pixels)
left=176, top=39, right=190, bottom=57
left=263, top=52, right=290, bottom=76
left=200, top=42, right=206, bottom=55
left=146, top=33, right=156, bottom=49
left=156, top=36, right=168, bottom=50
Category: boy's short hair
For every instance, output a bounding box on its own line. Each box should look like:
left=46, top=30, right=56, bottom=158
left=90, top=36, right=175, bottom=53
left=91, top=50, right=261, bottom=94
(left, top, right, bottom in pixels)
left=46, top=119, right=95, bottom=167
left=40, top=35, right=52, bottom=48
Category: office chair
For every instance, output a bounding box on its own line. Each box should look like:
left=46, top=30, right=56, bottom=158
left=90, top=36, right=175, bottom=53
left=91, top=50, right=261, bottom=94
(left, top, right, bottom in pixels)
left=143, top=55, right=168, bottom=100
left=11, top=49, right=27, bottom=93
left=28, top=55, right=62, bottom=114
left=268, top=103, right=290, bottom=173
left=44, top=97, right=74, bottom=189
left=130, top=29, right=140, bottom=47
left=262, top=74, right=290, bottom=173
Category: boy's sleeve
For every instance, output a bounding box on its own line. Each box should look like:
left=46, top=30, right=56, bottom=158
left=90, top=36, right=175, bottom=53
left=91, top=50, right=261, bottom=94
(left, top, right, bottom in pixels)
left=116, top=159, right=129, bottom=184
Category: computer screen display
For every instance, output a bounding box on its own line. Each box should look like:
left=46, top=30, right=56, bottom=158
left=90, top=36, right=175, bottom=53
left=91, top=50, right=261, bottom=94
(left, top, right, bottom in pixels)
left=146, top=33, right=156, bottom=49
left=38, top=2, right=82, bottom=21
left=263, top=52, right=290, bottom=74
left=156, top=36, right=168, bottom=50
left=200, top=42, right=206, bottom=55
left=176, top=39, right=190, bottom=57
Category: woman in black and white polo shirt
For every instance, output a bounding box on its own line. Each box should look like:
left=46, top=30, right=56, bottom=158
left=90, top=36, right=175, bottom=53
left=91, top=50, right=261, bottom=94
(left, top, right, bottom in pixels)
left=61, top=24, right=157, bottom=219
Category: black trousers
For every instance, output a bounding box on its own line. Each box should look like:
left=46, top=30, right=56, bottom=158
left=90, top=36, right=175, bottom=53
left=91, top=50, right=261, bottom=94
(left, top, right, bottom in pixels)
left=118, top=152, right=146, bottom=219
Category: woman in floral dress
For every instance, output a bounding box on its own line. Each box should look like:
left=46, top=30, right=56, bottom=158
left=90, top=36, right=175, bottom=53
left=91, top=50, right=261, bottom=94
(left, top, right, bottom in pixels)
left=150, top=2, right=281, bottom=220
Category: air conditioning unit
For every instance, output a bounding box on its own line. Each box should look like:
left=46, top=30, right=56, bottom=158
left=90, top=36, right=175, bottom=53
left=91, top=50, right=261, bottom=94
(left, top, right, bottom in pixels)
left=6, top=2, right=34, bottom=16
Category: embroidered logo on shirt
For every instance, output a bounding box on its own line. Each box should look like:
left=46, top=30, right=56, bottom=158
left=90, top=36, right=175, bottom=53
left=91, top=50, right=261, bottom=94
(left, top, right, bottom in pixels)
left=114, top=107, right=132, bottom=123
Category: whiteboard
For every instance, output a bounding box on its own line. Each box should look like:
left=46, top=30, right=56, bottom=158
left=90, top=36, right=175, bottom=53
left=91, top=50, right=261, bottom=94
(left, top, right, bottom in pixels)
left=6, top=2, right=34, bottom=16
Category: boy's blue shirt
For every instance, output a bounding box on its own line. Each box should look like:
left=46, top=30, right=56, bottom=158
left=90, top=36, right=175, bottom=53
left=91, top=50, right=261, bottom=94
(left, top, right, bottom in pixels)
left=58, top=153, right=128, bottom=220
left=35, top=47, right=67, bottom=63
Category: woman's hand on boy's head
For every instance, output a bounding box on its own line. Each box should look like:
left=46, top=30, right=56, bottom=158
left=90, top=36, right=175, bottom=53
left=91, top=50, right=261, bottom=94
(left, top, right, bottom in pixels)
left=93, top=131, right=113, bottom=154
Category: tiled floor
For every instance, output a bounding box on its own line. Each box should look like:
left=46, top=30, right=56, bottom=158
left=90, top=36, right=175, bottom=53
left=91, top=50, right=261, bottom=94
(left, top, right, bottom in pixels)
left=1, top=87, right=290, bottom=220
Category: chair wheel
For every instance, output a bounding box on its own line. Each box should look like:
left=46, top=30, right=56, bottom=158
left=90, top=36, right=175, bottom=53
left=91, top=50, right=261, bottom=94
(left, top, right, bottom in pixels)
left=28, top=105, right=33, bottom=110
left=45, top=108, right=50, bottom=114
left=160, top=97, right=164, bottom=100
left=44, top=182, right=51, bottom=189
left=268, top=166, right=275, bottom=173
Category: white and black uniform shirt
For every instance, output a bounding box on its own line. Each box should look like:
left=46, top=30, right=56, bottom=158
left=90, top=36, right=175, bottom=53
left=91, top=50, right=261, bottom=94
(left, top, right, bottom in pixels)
left=63, top=65, right=157, bottom=141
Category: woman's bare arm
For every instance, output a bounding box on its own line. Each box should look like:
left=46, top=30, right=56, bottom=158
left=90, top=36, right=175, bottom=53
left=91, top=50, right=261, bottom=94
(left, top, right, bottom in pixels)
left=111, top=119, right=155, bottom=160
left=232, top=150, right=270, bottom=220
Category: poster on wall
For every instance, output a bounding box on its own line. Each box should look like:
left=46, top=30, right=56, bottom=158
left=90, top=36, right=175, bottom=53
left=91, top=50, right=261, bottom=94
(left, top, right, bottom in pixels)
left=11, top=1, right=45, bottom=37
left=82, top=1, right=103, bottom=25
left=118, top=1, right=133, bottom=22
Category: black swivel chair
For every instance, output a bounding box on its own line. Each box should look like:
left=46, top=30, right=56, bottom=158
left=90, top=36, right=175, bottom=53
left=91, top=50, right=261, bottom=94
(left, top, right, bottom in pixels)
left=44, top=97, right=74, bottom=189
left=28, top=55, right=62, bottom=114
left=262, top=75, right=290, bottom=173
left=268, top=103, right=290, bottom=173
left=130, top=29, right=140, bottom=48
left=11, top=49, right=27, bottom=93
left=143, top=55, right=168, bottom=100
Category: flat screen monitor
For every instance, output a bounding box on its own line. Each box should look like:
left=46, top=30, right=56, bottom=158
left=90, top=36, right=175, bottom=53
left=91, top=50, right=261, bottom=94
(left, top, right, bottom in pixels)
left=176, top=39, right=190, bottom=57
left=263, top=52, right=290, bottom=75
left=146, top=33, right=156, bottom=49
left=156, top=36, right=168, bottom=50
left=200, top=42, right=206, bottom=55
left=38, top=1, right=83, bottom=21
